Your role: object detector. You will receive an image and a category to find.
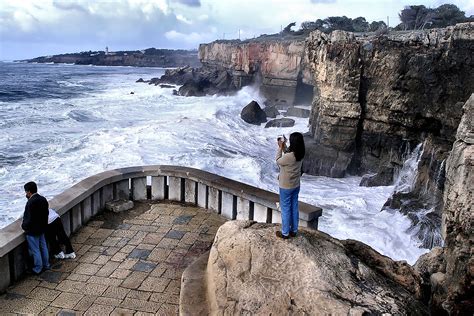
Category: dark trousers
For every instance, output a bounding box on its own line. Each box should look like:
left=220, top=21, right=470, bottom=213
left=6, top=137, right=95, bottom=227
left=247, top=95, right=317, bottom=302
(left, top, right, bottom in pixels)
left=45, top=218, right=74, bottom=255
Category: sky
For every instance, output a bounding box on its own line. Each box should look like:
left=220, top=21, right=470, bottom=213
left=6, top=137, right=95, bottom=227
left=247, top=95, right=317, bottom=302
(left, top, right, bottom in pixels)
left=0, top=0, right=473, bottom=60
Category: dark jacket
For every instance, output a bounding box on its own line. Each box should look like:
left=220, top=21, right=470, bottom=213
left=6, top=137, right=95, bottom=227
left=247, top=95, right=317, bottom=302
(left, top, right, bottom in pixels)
left=22, top=193, right=49, bottom=235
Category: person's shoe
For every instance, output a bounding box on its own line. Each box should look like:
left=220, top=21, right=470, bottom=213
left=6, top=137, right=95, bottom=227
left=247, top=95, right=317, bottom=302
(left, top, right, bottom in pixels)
left=289, top=231, right=297, bottom=238
left=54, top=251, right=65, bottom=259
left=276, top=231, right=289, bottom=239
left=64, top=252, right=76, bottom=259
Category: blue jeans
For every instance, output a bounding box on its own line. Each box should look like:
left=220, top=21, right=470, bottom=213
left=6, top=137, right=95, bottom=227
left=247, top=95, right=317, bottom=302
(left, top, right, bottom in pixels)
left=25, top=234, right=50, bottom=273
left=279, top=186, right=300, bottom=236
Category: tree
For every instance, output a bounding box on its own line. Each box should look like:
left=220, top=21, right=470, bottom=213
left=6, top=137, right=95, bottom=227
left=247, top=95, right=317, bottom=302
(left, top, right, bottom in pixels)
left=282, top=22, right=296, bottom=33
left=369, top=21, right=387, bottom=32
left=325, top=16, right=354, bottom=32
left=431, top=4, right=467, bottom=28
left=399, top=5, right=431, bottom=30
left=398, top=4, right=469, bottom=30
left=352, top=17, right=369, bottom=32
left=301, top=19, right=325, bottom=32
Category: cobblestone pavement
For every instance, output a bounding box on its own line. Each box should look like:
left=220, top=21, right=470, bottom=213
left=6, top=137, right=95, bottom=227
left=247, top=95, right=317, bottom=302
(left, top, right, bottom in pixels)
left=0, top=201, right=227, bottom=315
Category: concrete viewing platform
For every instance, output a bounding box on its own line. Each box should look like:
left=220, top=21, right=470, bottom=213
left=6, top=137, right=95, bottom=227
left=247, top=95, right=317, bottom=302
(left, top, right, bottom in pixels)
left=0, top=165, right=322, bottom=315
left=0, top=201, right=226, bottom=315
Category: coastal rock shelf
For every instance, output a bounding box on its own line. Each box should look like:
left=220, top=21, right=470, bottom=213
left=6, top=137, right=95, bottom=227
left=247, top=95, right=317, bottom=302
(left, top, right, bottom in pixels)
left=0, top=165, right=322, bottom=294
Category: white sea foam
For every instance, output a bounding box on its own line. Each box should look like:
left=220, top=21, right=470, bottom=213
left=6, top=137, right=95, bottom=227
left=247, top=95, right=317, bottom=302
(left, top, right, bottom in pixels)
left=0, top=65, right=429, bottom=264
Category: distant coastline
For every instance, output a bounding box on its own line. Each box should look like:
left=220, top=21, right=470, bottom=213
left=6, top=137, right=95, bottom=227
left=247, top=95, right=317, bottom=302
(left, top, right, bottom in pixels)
left=18, top=48, right=201, bottom=68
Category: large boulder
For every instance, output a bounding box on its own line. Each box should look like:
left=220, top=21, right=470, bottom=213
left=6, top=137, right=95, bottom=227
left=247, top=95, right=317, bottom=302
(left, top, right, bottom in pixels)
left=264, top=118, right=295, bottom=128
left=182, top=221, right=429, bottom=315
left=240, top=101, right=267, bottom=125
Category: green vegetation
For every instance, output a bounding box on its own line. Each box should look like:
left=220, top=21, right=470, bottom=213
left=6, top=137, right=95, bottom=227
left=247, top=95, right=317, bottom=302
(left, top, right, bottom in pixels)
left=294, top=3, right=472, bottom=34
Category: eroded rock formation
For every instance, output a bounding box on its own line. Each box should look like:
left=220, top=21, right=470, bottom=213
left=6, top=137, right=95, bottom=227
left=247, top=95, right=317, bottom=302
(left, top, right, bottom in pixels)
left=415, top=94, right=473, bottom=315
left=305, top=23, right=473, bottom=178
left=181, top=221, right=429, bottom=315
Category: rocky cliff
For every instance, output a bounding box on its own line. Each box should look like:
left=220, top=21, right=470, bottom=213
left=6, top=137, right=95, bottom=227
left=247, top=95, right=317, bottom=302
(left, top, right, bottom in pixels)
left=414, top=94, right=473, bottom=315
left=305, top=23, right=473, bottom=250
left=305, top=23, right=473, bottom=178
left=199, top=37, right=313, bottom=106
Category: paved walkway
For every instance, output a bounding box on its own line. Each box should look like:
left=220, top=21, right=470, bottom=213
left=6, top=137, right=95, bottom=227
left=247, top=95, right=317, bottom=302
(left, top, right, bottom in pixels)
left=0, top=201, right=227, bottom=315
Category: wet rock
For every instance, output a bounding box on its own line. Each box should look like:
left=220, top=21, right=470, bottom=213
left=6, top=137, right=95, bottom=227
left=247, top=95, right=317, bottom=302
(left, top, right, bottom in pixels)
left=264, top=118, right=295, bottom=128
left=182, top=221, right=429, bottom=315
left=240, top=101, right=267, bottom=125
left=159, top=84, right=174, bottom=88
left=136, top=78, right=145, bottom=83
left=412, top=94, right=474, bottom=315
left=263, top=106, right=279, bottom=118
left=284, top=106, right=310, bottom=118
left=360, top=166, right=394, bottom=187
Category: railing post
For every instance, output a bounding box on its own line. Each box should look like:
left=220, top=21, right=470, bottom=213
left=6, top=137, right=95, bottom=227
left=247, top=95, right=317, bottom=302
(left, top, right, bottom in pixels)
left=115, top=179, right=130, bottom=200
left=253, top=203, right=268, bottom=223
left=132, top=177, right=147, bottom=200
left=208, top=187, right=220, bottom=213
left=197, top=183, right=207, bottom=208
left=168, top=177, right=182, bottom=201
left=221, top=192, right=235, bottom=220
left=151, top=176, right=166, bottom=200
left=184, top=179, right=197, bottom=204
left=236, top=197, right=250, bottom=220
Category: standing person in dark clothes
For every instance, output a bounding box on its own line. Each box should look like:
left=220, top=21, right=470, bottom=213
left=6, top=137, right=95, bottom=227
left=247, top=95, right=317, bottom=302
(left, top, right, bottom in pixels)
left=22, top=181, right=50, bottom=274
left=46, top=209, right=76, bottom=259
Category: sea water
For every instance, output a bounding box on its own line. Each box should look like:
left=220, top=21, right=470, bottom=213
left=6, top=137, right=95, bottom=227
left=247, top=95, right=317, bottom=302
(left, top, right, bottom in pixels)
left=0, top=62, right=428, bottom=264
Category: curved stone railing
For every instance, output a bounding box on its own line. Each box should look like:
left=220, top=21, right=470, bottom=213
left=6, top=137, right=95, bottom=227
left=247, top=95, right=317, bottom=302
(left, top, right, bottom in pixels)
left=0, top=165, right=322, bottom=292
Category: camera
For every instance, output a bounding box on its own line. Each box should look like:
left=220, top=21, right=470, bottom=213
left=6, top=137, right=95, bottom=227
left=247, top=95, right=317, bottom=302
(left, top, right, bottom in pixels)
left=277, top=135, right=286, bottom=142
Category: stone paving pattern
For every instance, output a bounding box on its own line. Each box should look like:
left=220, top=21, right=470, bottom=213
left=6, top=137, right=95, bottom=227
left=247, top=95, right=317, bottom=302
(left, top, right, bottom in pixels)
left=0, top=201, right=226, bottom=315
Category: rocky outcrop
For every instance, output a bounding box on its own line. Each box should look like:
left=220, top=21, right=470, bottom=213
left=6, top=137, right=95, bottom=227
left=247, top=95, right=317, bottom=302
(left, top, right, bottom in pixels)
left=240, top=101, right=267, bottom=125
left=414, top=94, right=473, bottom=315
left=181, top=221, right=429, bottom=315
left=305, top=23, right=473, bottom=179
left=149, top=65, right=237, bottom=96
left=264, top=118, right=295, bottom=128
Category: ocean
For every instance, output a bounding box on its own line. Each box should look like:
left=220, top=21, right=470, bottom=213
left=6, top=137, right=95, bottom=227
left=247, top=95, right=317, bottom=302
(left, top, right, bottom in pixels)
left=0, top=62, right=428, bottom=264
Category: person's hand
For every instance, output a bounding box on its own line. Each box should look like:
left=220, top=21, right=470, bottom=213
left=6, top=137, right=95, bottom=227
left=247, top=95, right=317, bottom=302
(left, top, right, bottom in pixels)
left=278, top=138, right=286, bottom=150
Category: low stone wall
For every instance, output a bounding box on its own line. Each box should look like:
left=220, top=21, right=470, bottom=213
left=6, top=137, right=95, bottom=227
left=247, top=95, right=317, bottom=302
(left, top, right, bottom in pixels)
left=0, top=165, right=322, bottom=292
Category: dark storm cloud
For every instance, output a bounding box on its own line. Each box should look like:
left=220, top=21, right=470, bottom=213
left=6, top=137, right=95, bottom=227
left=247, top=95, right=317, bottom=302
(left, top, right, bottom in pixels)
left=174, top=0, right=201, bottom=7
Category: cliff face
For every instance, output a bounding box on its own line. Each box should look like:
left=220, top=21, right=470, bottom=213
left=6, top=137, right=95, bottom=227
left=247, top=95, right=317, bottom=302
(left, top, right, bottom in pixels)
left=199, top=38, right=313, bottom=106
left=415, top=94, right=473, bottom=315
left=305, top=23, right=473, bottom=178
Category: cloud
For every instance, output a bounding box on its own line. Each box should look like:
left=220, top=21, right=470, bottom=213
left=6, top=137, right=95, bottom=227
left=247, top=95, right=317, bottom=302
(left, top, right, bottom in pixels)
left=165, top=29, right=213, bottom=44
left=174, top=0, right=201, bottom=7
left=176, top=14, right=192, bottom=24
left=310, top=0, right=336, bottom=3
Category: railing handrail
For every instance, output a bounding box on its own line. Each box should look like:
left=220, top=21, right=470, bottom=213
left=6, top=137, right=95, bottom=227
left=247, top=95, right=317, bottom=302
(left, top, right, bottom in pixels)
left=0, top=165, right=322, bottom=258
